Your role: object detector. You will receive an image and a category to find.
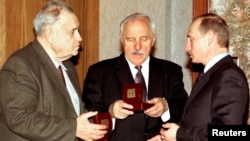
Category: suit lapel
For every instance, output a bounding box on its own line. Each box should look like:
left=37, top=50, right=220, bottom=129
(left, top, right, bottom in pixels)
left=115, top=55, right=135, bottom=85
left=148, top=57, right=164, bottom=98
left=184, top=56, right=233, bottom=108
left=32, top=40, right=78, bottom=115
left=114, top=55, right=167, bottom=99
left=185, top=74, right=210, bottom=107
left=115, top=55, right=164, bottom=99
left=63, top=61, right=85, bottom=113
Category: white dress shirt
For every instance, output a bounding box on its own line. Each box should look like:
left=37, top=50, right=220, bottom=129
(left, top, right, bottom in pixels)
left=51, top=60, right=80, bottom=116
left=126, top=56, right=170, bottom=122
left=204, top=52, right=230, bottom=73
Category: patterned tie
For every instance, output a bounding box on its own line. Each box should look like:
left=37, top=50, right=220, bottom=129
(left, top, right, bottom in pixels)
left=135, top=65, right=147, bottom=102
left=58, top=65, right=66, bottom=86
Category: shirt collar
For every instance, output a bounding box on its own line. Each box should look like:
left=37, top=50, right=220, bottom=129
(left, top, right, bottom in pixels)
left=48, top=55, right=67, bottom=71
left=126, top=56, right=150, bottom=70
left=204, top=52, right=229, bottom=73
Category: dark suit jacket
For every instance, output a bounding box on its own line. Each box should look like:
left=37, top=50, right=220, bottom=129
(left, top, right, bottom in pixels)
left=0, top=40, right=85, bottom=141
left=177, top=56, right=249, bottom=141
left=82, top=54, right=188, bottom=141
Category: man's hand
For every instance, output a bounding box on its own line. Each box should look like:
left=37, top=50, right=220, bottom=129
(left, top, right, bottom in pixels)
left=147, top=134, right=162, bottom=141
left=109, top=100, right=134, bottom=119
left=144, top=97, right=168, bottom=118
left=76, top=111, right=107, bottom=141
left=160, top=123, right=179, bottom=141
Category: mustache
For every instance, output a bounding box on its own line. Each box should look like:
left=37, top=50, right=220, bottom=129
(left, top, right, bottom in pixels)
left=131, top=50, right=144, bottom=55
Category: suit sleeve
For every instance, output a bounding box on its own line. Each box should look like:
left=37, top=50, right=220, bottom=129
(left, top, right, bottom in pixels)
left=0, top=57, right=77, bottom=141
left=166, top=65, right=188, bottom=123
left=176, top=67, right=249, bottom=141
left=82, top=65, right=108, bottom=112
left=211, top=68, right=249, bottom=124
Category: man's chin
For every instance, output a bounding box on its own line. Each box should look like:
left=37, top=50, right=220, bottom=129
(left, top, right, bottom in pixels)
left=72, top=51, right=79, bottom=56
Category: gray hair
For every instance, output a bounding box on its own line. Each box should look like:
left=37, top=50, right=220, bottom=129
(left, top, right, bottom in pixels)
left=120, top=12, right=156, bottom=34
left=33, top=0, right=74, bottom=35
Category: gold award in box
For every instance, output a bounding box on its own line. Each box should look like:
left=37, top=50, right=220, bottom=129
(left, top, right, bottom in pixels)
left=93, top=113, right=112, bottom=141
left=122, top=83, right=153, bottom=111
left=127, top=88, right=136, bottom=99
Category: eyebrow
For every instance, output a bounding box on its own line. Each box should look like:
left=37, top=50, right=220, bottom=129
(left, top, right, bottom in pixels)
left=70, top=27, right=78, bottom=31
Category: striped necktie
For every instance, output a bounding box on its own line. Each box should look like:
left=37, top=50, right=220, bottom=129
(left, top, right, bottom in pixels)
left=135, top=65, right=147, bottom=102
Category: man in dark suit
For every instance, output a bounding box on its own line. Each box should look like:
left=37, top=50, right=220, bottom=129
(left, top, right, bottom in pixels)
left=0, top=0, right=107, bottom=141
left=82, top=13, right=188, bottom=141
left=160, top=13, right=249, bottom=141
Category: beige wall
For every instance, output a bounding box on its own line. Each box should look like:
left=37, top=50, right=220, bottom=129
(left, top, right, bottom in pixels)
left=99, top=0, right=193, bottom=93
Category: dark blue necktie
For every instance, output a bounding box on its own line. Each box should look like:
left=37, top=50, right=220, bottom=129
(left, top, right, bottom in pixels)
left=198, top=72, right=204, bottom=81
left=135, top=66, right=147, bottom=102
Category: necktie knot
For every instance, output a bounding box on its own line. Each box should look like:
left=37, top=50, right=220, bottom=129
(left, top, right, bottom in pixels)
left=135, top=65, right=142, bottom=71
left=58, top=65, right=63, bottom=73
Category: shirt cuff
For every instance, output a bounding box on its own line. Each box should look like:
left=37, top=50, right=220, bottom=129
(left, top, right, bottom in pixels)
left=112, top=118, right=116, bottom=130
left=161, top=108, right=170, bottom=122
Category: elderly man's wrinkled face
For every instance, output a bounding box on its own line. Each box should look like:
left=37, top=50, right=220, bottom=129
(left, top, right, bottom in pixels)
left=49, top=9, right=82, bottom=61
left=121, top=18, right=156, bottom=66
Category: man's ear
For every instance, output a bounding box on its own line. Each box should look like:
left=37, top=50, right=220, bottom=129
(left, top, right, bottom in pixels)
left=206, top=31, right=214, bottom=46
left=45, top=27, right=54, bottom=42
left=120, top=37, right=124, bottom=45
